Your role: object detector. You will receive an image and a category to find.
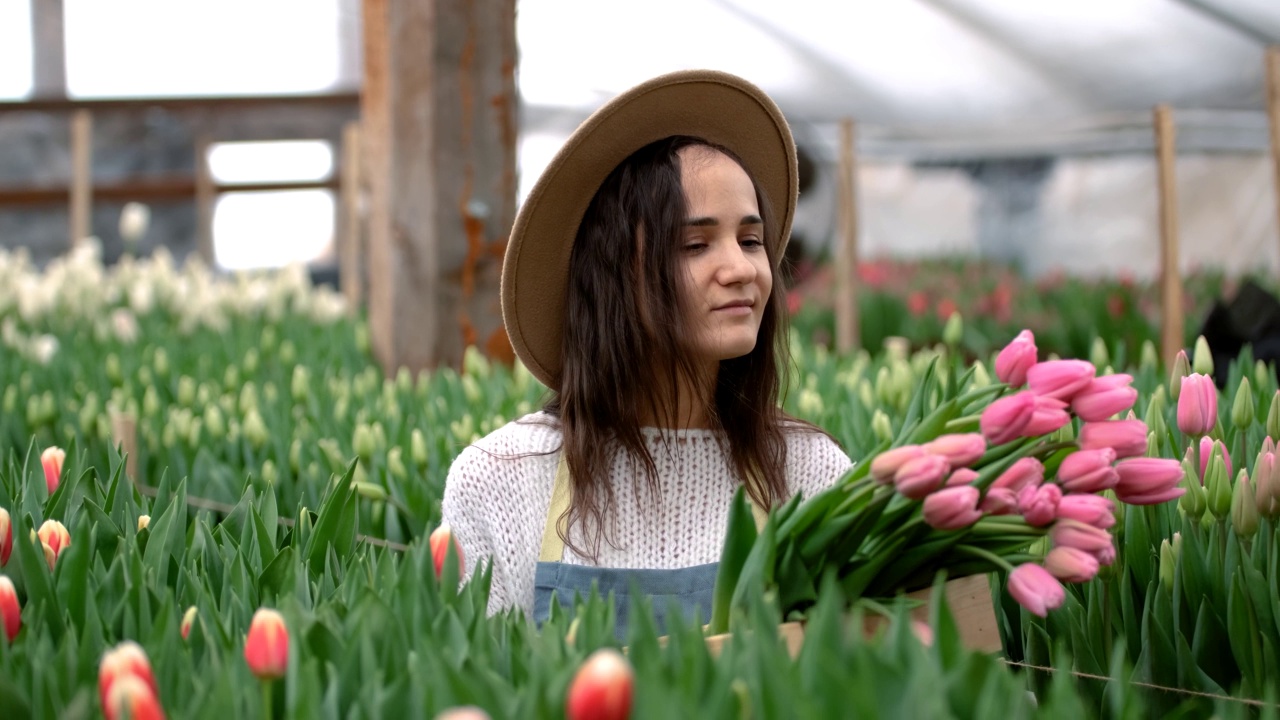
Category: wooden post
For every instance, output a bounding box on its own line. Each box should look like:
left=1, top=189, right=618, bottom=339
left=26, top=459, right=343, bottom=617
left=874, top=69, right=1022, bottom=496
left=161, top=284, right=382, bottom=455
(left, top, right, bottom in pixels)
left=836, top=119, right=860, bottom=354
left=69, top=110, right=92, bottom=248
left=339, top=121, right=363, bottom=309
left=194, top=136, right=215, bottom=265
left=362, top=0, right=518, bottom=375
left=110, top=411, right=138, bottom=483
left=30, top=0, right=67, bottom=100
left=1155, top=105, right=1184, bottom=365
left=1267, top=47, right=1280, bottom=258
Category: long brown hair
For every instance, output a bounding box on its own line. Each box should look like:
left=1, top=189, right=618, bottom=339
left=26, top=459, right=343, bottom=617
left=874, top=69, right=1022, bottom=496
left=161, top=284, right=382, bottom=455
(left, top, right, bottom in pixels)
left=542, top=135, right=803, bottom=560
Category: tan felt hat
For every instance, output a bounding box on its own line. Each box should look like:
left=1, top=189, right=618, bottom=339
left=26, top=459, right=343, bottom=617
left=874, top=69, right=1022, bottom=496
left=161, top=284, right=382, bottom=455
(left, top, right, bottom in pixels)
left=501, top=69, right=798, bottom=389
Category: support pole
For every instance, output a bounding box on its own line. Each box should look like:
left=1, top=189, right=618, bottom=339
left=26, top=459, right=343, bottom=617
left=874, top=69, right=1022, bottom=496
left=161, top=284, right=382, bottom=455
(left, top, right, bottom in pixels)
left=340, top=121, right=363, bottom=309
left=69, top=110, right=92, bottom=248
left=1267, top=46, right=1280, bottom=260
left=30, top=0, right=67, bottom=100
left=1154, top=105, right=1185, bottom=366
left=836, top=119, right=860, bottom=354
left=194, top=136, right=215, bottom=265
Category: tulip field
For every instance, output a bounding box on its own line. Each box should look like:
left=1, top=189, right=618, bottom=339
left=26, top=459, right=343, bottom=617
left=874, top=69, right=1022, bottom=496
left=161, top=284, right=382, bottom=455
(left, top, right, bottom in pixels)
left=3, top=242, right=1280, bottom=718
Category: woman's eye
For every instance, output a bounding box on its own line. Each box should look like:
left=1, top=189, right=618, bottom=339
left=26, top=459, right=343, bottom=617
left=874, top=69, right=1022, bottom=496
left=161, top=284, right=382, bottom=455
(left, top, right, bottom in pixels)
left=683, top=241, right=707, bottom=252
left=740, top=237, right=764, bottom=248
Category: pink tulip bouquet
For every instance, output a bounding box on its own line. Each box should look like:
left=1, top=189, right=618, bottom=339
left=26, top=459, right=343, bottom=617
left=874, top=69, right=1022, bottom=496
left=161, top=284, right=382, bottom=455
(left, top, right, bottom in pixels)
left=709, top=330, right=1186, bottom=633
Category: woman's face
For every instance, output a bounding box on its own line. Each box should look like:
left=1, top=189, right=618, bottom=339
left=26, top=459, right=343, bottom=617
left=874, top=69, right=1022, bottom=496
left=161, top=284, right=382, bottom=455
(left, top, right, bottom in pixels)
left=676, top=145, right=773, bottom=366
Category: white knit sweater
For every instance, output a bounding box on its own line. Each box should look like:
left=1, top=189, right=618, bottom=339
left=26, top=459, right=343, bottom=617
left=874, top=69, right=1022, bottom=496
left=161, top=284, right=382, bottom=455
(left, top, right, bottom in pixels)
left=441, top=412, right=854, bottom=618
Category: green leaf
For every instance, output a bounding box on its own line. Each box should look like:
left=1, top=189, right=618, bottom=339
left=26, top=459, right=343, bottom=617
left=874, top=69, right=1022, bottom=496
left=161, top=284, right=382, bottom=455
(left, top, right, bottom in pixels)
left=709, top=488, right=758, bottom=634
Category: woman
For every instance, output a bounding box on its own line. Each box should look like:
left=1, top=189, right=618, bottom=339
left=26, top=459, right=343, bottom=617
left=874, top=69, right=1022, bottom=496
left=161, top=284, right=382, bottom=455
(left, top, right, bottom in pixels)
left=442, top=70, right=853, bottom=633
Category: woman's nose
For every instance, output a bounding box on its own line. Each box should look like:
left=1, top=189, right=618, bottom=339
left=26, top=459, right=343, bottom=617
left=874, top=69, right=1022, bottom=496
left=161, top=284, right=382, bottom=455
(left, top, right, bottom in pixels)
left=715, top=242, right=756, bottom=285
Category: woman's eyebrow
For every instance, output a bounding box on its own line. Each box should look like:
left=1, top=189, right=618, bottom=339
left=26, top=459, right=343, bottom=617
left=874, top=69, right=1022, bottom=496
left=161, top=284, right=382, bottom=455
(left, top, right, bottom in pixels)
left=683, top=215, right=764, bottom=227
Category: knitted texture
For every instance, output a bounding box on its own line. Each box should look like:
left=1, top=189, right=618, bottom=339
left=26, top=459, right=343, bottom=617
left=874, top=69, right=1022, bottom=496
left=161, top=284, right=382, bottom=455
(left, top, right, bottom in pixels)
left=441, top=412, right=854, bottom=617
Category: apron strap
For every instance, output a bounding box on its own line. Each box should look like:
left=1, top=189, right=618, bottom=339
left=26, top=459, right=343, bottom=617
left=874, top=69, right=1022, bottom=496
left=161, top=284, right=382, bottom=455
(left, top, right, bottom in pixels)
left=537, top=454, right=769, bottom=563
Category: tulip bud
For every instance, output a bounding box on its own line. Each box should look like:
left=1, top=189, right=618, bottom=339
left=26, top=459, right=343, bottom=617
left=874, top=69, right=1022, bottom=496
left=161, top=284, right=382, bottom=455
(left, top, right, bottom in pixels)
left=970, top=361, right=992, bottom=389
left=388, top=447, right=408, bottom=481
left=980, top=487, right=1018, bottom=515
left=119, top=201, right=151, bottom=243
left=991, top=457, right=1044, bottom=493
left=1192, top=336, right=1214, bottom=377
left=994, top=330, right=1037, bottom=387
left=1079, top=419, right=1148, bottom=459
left=1017, top=483, right=1063, bottom=527
left=1177, top=374, right=1217, bottom=438
left=1056, top=494, right=1115, bottom=529
left=1158, top=538, right=1175, bottom=591
left=921, top=433, right=986, bottom=469
left=204, top=404, right=225, bottom=440
left=244, top=608, right=289, bottom=680
left=1254, top=452, right=1278, bottom=519
left=37, top=519, right=71, bottom=568
left=1139, top=340, right=1159, bottom=373
left=353, top=424, right=376, bottom=463
left=1205, top=451, right=1232, bottom=521
left=942, top=312, right=964, bottom=347
left=1072, top=374, right=1137, bottom=422
left=0, top=575, right=19, bottom=642
left=566, top=648, right=634, bottom=720
left=103, top=674, right=165, bottom=720
left=1169, top=350, right=1191, bottom=400
left=242, top=409, right=269, bottom=451
left=870, top=445, right=926, bottom=484
left=0, top=507, right=11, bottom=566
left=980, top=392, right=1037, bottom=445
left=1231, top=377, right=1255, bottom=432
left=1267, top=392, right=1280, bottom=441
left=181, top=606, right=197, bottom=640
left=434, top=707, right=492, bottom=720
left=1057, top=449, right=1119, bottom=493
left=870, top=410, right=893, bottom=444
left=946, top=468, right=979, bottom=487
left=137, top=515, right=150, bottom=532
left=894, top=454, right=951, bottom=500
left=1044, top=546, right=1100, bottom=584
left=261, top=459, right=278, bottom=486
left=1023, top=396, right=1072, bottom=437
left=351, top=481, right=388, bottom=503
left=1178, top=455, right=1208, bottom=519
left=99, top=641, right=159, bottom=712
left=1199, top=437, right=1232, bottom=482
left=41, top=446, right=65, bottom=495
left=1027, top=359, right=1096, bottom=402
left=1231, top=470, right=1260, bottom=538
left=922, top=486, right=984, bottom=530
left=411, top=429, right=429, bottom=469
left=1007, top=563, right=1066, bottom=617
left=429, top=524, right=464, bottom=578
left=1114, top=458, right=1185, bottom=505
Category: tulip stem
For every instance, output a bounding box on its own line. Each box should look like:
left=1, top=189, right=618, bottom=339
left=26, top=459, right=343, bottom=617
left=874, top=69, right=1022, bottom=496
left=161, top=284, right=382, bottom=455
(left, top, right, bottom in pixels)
left=952, top=544, right=1016, bottom=573
left=261, top=679, right=273, bottom=719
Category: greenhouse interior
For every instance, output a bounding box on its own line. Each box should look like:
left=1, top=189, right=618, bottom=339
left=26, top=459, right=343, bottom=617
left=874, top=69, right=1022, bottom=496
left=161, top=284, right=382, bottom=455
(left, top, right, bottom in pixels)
left=3, top=0, right=1280, bottom=717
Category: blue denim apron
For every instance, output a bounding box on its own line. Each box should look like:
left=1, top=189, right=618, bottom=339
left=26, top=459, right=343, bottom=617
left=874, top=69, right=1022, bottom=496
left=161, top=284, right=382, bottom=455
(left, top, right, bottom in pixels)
left=532, top=455, right=766, bottom=640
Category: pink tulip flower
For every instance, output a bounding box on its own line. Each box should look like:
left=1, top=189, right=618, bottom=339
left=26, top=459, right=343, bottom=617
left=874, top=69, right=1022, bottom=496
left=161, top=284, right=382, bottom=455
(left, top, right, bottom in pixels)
left=1177, top=373, right=1217, bottom=437
left=1027, top=359, right=1096, bottom=402
left=946, top=468, right=980, bottom=487
left=1198, top=437, right=1231, bottom=482
left=41, top=447, right=65, bottom=496
left=980, top=487, right=1019, bottom=515
left=1114, top=458, right=1185, bottom=505
left=980, top=392, right=1037, bottom=445
left=922, top=486, right=984, bottom=530
left=1007, top=563, right=1066, bottom=617
left=1022, top=396, right=1072, bottom=437
left=1078, top=419, right=1149, bottom=459
left=893, top=455, right=951, bottom=500
left=1056, top=494, right=1115, bottom=529
left=0, top=507, right=10, bottom=567
left=1255, top=452, right=1278, bottom=517
left=1017, top=483, right=1062, bottom=526
left=922, top=433, right=986, bottom=469
left=1056, top=449, right=1119, bottom=493
left=1044, top=546, right=1101, bottom=584
left=990, top=457, right=1044, bottom=493
left=429, top=524, right=464, bottom=579
left=995, top=330, right=1037, bottom=387
left=1050, top=518, right=1115, bottom=559
left=244, top=608, right=289, bottom=680
left=870, top=445, right=926, bottom=484
left=0, top=575, right=19, bottom=642
left=1071, top=374, right=1138, bottom=422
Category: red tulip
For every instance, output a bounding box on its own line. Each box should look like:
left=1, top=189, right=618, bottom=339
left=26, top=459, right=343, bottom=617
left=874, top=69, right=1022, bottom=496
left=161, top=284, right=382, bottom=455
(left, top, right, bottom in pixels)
left=921, top=433, right=986, bottom=469
left=922, top=486, right=983, bottom=530
left=1114, top=458, right=1186, bottom=505
left=41, top=446, right=65, bottom=495
left=0, top=507, right=11, bottom=566
left=36, top=519, right=71, bottom=569
left=1071, top=374, right=1137, bottom=422
left=1044, top=546, right=1100, bottom=584
left=1056, top=449, right=1119, bottom=493
left=994, top=330, right=1037, bottom=387
left=980, top=392, right=1037, bottom=445
left=1021, top=396, right=1071, bottom=437
left=990, top=457, right=1044, bottom=493
left=0, top=575, right=19, bottom=642
left=567, top=648, right=633, bottom=720
left=1017, top=483, right=1062, bottom=526
left=1055, top=494, right=1115, bottom=529
left=430, top=524, right=465, bottom=578
left=893, top=455, right=950, bottom=500
left=434, top=708, right=493, bottom=720
left=103, top=674, right=165, bottom=720
left=1007, top=563, right=1065, bottom=617
left=869, top=445, right=926, bottom=483
left=99, top=641, right=159, bottom=712
left=244, top=608, right=289, bottom=680
left=1177, top=373, right=1217, bottom=437
left=1079, top=420, right=1148, bottom=459
left=1027, top=359, right=1096, bottom=402
left=181, top=606, right=197, bottom=640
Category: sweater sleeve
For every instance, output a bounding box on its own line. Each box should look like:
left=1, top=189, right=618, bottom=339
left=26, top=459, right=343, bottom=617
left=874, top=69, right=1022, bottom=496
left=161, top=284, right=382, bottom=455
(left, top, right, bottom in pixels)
left=785, top=428, right=855, bottom=501
left=441, top=444, right=520, bottom=617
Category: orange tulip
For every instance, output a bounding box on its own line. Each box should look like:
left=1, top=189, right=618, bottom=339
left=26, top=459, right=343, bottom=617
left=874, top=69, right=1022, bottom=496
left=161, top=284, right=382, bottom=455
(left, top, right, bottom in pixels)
left=0, top=575, right=20, bottom=642
left=36, top=519, right=71, bottom=569
left=103, top=674, right=166, bottom=720
left=429, top=524, right=464, bottom=578
left=41, top=446, right=65, bottom=495
left=244, top=608, right=289, bottom=680
left=0, top=507, right=11, bottom=566
left=98, top=641, right=159, bottom=712
left=180, top=606, right=197, bottom=640
left=566, top=648, right=633, bottom=720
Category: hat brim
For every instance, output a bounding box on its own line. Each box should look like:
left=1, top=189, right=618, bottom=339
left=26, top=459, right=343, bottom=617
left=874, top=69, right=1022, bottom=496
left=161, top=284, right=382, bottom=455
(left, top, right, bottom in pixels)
left=501, top=70, right=798, bottom=389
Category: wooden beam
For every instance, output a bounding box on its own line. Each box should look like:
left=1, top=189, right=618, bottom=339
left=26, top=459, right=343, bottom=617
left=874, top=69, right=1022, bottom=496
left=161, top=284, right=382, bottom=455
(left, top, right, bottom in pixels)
left=1155, top=105, right=1185, bottom=366
left=0, top=177, right=340, bottom=206
left=29, top=0, right=67, bottom=100
left=69, top=110, right=92, bottom=247
left=362, top=0, right=518, bottom=375
left=835, top=118, right=860, bottom=354
left=194, top=136, right=215, bottom=265
left=339, top=121, right=363, bottom=308
left=0, top=92, right=360, bottom=114
left=1268, top=46, right=1280, bottom=261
